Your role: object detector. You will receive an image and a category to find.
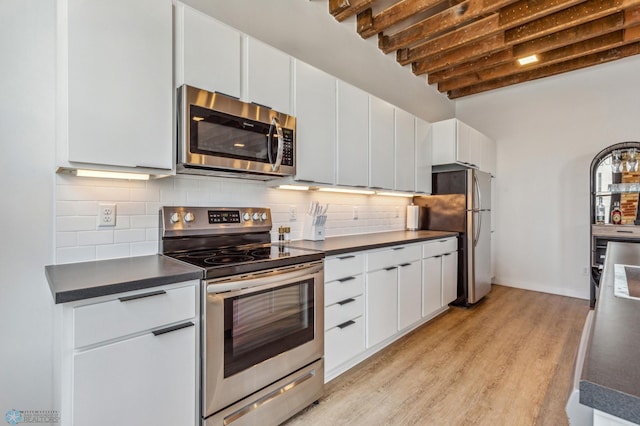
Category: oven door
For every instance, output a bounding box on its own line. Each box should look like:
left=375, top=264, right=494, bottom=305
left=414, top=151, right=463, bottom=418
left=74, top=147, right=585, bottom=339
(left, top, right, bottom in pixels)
left=203, top=262, right=324, bottom=419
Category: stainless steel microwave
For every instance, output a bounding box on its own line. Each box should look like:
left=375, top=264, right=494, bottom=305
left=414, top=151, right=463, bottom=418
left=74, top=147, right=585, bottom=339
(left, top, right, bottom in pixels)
left=177, top=85, right=296, bottom=179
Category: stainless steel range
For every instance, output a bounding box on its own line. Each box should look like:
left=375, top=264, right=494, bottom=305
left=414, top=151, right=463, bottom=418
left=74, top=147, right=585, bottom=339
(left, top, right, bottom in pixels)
left=161, top=206, right=324, bottom=426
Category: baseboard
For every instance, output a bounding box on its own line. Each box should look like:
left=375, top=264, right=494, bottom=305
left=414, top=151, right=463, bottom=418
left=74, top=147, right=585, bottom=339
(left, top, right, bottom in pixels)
left=492, top=277, right=589, bottom=300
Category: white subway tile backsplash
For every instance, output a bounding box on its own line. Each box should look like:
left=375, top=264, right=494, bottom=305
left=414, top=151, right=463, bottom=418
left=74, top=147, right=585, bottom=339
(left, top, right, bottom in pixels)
left=114, top=229, right=146, bottom=244
left=131, top=241, right=158, bottom=257
left=55, top=174, right=410, bottom=263
left=96, top=244, right=130, bottom=260
left=56, top=232, right=77, bottom=248
left=78, top=230, right=114, bottom=246
left=57, top=246, right=96, bottom=264
left=56, top=216, right=96, bottom=232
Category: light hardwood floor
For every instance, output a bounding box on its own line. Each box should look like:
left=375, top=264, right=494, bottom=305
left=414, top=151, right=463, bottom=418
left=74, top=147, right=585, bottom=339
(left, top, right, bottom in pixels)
left=285, top=285, right=590, bottom=426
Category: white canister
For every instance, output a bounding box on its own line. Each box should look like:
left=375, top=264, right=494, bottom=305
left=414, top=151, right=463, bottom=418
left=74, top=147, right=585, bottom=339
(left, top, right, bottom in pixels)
left=406, top=204, right=419, bottom=230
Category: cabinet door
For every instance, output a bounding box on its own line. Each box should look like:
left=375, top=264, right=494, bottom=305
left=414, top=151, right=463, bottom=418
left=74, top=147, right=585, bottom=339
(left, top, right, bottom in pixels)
left=66, top=0, right=173, bottom=170
left=456, top=120, right=473, bottom=166
left=337, top=80, right=369, bottom=187
left=415, top=118, right=432, bottom=194
left=431, top=118, right=456, bottom=166
left=294, top=61, right=336, bottom=184
left=366, top=268, right=398, bottom=348
left=442, top=251, right=458, bottom=306
left=73, top=325, right=196, bottom=426
left=394, top=108, right=416, bottom=192
left=245, top=38, right=292, bottom=114
left=369, top=96, right=395, bottom=190
left=422, top=256, right=442, bottom=317
left=178, top=4, right=241, bottom=97
left=482, top=133, right=497, bottom=176
left=398, top=261, right=422, bottom=330
left=325, top=316, right=365, bottom=374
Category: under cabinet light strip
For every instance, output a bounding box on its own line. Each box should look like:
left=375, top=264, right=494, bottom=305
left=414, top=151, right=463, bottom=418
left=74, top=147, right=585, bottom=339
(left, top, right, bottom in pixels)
left=74, top=169, right=150, bottom=180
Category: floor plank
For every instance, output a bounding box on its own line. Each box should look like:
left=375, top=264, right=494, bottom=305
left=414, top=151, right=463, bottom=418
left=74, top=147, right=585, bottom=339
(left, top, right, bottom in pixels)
left=284, top=285, right=590, bottom=426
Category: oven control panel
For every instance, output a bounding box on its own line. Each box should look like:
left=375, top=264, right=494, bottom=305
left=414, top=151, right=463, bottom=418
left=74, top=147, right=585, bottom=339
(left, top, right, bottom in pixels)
left=162, top=206, right=272, bottom=237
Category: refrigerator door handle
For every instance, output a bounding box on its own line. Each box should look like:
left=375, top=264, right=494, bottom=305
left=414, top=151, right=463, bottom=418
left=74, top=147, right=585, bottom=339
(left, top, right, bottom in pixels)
left=473, top=172, right=482, bottom=247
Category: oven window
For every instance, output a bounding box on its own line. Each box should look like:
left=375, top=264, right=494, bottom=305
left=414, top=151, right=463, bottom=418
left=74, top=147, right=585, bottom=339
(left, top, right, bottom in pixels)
left=223, top=279, right=314, bottom=378
left=190, top=105, right=271, bottom=164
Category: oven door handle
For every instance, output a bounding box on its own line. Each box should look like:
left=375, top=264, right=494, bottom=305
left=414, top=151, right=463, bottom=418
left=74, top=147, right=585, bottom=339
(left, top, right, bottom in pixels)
left=207, top=263, right=323, bottom=294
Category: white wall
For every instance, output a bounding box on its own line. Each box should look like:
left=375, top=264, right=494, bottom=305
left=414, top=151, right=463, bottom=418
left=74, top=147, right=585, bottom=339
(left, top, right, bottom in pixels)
left=0, top=0, right=56, bottom=417
left=457, top=55, right=640, bottom=299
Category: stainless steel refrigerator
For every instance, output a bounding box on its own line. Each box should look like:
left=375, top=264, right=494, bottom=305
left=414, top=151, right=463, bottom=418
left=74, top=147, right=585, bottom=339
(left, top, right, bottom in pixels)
left=414, top=169, right=492, bottom=305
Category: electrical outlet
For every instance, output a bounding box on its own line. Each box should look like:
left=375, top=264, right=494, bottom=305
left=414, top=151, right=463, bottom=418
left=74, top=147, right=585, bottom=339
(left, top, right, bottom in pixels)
left=353, top=206, right=358, bottom=220
left=99, top=203, right=117, bottom=227
left=289, top=206, right=297, bottom=222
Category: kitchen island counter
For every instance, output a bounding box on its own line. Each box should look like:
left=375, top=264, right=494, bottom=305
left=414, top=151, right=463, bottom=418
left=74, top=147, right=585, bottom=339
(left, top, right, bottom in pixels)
left=581, top=241, right=640, bottom=424
left=290, top=230, right=458, bottom=256
left=45, top=254, right=203, bottom=303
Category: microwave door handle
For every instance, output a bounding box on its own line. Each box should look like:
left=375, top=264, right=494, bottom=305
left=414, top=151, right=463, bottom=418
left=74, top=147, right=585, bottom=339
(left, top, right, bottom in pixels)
left=270, top=117, right=284, bottom=171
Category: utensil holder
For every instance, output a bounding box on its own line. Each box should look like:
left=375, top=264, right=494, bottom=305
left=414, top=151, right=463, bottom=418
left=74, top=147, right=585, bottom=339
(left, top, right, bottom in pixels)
left=303, top=214, right=326, bottom=241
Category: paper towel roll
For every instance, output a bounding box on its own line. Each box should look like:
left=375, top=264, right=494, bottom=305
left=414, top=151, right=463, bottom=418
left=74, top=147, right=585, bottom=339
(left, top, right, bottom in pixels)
left=406, top=205, right=419, bottom=230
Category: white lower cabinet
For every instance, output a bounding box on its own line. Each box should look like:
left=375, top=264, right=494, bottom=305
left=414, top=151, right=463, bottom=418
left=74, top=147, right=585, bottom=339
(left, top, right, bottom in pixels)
left=366, top=267, right=399, bottom=347
left=324, top=254, right=366, bottom=381
left=324, top=239, right=458, bottom=383
left=73, top=325, right=195, bottom=426
left=398, top=260, right=422, bottom=331
left=422, top=237, right=459, bottom=318
left=57, top=281, right=199, bottom=426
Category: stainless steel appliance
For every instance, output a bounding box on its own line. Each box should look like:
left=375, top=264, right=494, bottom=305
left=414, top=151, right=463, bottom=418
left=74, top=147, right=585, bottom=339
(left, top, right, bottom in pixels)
left=161, top=206, right=324, bottom=426
left=177, top=85, right=296, bottom=180
left=414, top=169, right=492, bottom=305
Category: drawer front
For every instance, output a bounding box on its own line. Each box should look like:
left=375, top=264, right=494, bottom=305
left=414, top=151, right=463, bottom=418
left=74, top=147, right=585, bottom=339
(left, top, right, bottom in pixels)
left=325, top=274, right=364, bottom=306
left=423, top=237, right=457, bottom=258
left=325, top=316, right=365, bottom=373
left=367, top=244, right=421, bottom=270
left=74, top=283, right=197, bottom=348
left=325, top=253, right=364, bottom=282
left=325, top=295, right=364, bottom=330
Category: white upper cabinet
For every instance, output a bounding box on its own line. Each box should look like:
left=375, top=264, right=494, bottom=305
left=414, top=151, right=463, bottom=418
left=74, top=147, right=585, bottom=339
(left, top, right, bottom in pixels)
left=415, top=118, right=432, bottom=194
left=175, top=3, right=241, bottom=98
left=369, top=96, right=395, bottom=189
left=294, top=60, right=336, bottom=184
left=431, top=118, right=495, bottom=174
left=394, top=108, right=416, bottom=192
left=244, top=38, right=292, bottom=115
left=336, top=80, right=369, bottom=187
left=60, top=0, right=173, bottom=171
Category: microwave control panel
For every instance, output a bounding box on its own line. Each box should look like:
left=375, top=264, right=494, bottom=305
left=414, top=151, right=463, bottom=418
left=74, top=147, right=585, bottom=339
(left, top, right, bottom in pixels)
left=282, top=128, right=294, bottom=166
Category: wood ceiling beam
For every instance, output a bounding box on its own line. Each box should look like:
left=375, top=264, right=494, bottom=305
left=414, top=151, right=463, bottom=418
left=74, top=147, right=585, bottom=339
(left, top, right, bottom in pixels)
left=357, top=0, right=447, bottom=39
left=430, top=11, right=632, bottom=86
left=438, top=31, right=627, bottom=92
left=393, top=0, right=585, bottom=61
left=330, top=0, right=376, bottom=22
left=375, top=0, right=515, bottom=52
left=430, top=5, right=640, bottom=87
left=447, top=41, right=640, bottom=99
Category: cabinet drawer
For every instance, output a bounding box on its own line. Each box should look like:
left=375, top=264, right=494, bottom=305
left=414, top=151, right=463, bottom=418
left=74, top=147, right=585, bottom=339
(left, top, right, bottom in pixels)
left=325, top=316, right=365, bottom=373
left=367, top=244, right=421, bottom=270
left=325, top=274, right=364, bottom=306
left=423, top=238, right=457, bottom=258
left=325, top=253, right=364, bottom=282
left=325, top=295, right=364, bottom=330
left=74, top=283, right=196, bottom=348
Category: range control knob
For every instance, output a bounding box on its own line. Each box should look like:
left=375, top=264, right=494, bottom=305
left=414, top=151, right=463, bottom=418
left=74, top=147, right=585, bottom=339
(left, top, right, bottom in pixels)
left=169, top=212, right=180, bottom=224
left=242, top=212, right=250, bottom=222
left=261, top=212, right=268, bottom=221
left=184, top=212, right=195, bottom=223
left=252, top=212, right=260, bottom=221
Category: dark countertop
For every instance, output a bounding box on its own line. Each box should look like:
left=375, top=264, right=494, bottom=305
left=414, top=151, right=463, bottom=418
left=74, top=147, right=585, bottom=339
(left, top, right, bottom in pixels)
left=580, top=242, right=640, bottom=423
left=289, top=230, right=458, bottom=256
left=45, top=255, right=203, bottom=304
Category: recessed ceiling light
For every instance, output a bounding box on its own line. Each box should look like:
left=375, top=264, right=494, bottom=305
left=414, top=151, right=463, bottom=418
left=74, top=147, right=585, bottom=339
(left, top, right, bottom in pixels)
left=518, top=55, right=539, bottom=66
